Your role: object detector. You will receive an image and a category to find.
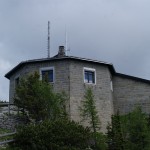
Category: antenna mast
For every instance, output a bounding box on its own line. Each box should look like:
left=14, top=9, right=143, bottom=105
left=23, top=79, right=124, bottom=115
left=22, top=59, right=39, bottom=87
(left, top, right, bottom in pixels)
left=65, top=26, right=70, bottom=56
left=65, top=27, right=68, bottom=56
left=47, top=21, right=50, bottom=58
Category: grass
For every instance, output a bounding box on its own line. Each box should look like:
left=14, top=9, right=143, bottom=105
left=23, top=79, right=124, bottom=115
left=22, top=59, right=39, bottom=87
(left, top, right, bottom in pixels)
left=0, top=128, right=11, bottom=134
left=0, top=128, right=15, bottom=150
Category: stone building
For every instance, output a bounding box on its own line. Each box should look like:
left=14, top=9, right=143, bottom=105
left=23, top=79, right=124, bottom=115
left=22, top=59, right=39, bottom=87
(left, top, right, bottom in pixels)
left=5, top=46, right=150, bottom=132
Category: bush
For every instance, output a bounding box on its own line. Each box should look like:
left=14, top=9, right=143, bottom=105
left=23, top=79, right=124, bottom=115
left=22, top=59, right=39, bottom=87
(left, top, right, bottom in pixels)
left=12, top=119, right=93, bottom=150
left=107, top=107, right=150, bottom=150
left=14, top=72, right=68, bottom=122
left=94, top=132, right=107, bottom=150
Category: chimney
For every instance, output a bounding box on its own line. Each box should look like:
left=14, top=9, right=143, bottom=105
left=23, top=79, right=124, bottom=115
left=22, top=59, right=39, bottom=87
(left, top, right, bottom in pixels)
left=58, top=46, right=65, bottom=57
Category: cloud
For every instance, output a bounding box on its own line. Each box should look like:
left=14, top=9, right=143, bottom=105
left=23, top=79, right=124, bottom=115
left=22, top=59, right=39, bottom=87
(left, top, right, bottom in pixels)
left=0, top=59, right=11, bottom=72
left=1, top=0, right=150, bottom=100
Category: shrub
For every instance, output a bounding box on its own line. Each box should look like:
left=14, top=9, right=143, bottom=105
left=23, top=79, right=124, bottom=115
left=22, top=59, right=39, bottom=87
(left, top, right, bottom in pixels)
left=12, top=119, right=92, bottom=150
left=14, top=72, right=68, bottom=122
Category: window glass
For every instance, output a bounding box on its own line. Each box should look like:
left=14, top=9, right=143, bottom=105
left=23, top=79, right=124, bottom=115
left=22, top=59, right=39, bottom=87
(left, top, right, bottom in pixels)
left=110, top=80, right=113, bottom=91
left=85, top=71, right=89, bottom=83
left=84, top=69, right=95, bottom=84
left=15, top=77, right=19, bottom=87
left=42, top=70, right=53, bottom=82
left=89, top=72, right=95, bottom=83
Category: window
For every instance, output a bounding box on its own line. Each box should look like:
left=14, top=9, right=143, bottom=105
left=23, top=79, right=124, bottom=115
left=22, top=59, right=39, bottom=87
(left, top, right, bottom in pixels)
left=84, top=67, right=96, bottom=84
left=40, top=67, right=54, bottom=83
left=110, top=80, right=113, bottom=91
left=15, top=77, right=20, bottom=87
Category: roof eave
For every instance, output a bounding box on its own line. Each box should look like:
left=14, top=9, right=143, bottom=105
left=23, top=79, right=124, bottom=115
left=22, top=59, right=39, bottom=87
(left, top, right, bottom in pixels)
left=5, top=62, right=24, bottom=79
left=5, top=56, right=116, bottom=79
left=115, top=73, right=150, bottom=84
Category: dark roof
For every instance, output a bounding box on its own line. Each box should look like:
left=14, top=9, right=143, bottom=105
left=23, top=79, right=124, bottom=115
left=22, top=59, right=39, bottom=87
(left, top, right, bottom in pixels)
left=115, top=73, right=150, bottom=84
left=5, top=56, right=150, bottom=84
left=5, top=56, right=116, bottom=79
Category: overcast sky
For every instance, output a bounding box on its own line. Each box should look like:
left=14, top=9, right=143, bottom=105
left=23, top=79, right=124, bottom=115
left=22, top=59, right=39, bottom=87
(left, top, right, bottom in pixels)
left=1, top=0, right=150, bottom=101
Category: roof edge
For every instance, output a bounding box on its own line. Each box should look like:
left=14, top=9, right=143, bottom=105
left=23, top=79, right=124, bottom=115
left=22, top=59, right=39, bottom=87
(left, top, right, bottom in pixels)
left=5, top=56, right=150, bottom=85
left=115, top=73, right=150, bottom=84
left=5, top=56, right=116, bottom=79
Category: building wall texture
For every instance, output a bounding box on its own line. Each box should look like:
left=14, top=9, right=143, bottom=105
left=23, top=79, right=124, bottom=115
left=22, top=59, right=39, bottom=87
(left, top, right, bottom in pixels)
left=7, top=58, right=150, bottom=132
left=113, top=76, right=150, bottom=114
left=8, top=59, right=114, bottom=132
left=9, top=60, right=70, bottom=104
left=69, top=60, right=114, bottom=132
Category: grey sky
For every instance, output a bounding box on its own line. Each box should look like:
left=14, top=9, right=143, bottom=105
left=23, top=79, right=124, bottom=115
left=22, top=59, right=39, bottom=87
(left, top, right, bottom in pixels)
left=1, top=0, right=150, bottom=100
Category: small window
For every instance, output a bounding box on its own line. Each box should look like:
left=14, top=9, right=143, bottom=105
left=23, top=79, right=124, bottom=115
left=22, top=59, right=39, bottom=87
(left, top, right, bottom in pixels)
left=40, top=67, right=54, bottom=83
left=42, top=70, right=53, bottom=82
left=84, top=67, right=96, bottom=84
left=110, top=80, right=113, bottom=91
left=15, top=77, right=20, bottom=87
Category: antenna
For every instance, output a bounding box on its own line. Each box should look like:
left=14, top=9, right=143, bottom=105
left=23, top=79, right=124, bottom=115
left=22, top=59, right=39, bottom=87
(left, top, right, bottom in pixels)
left=65, top=26, right=70, bottom=56
left=65, top=27, right=68, bottom=56
left=47, top=21, right=50, bottom=58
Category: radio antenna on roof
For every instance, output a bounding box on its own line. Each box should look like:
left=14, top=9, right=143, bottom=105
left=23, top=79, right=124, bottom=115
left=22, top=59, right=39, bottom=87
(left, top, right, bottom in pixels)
left=47, top=21, right=50, bottom=58
left=65, top=27, right=68, bottom=56
left=65, top=25, right=70, bottom=56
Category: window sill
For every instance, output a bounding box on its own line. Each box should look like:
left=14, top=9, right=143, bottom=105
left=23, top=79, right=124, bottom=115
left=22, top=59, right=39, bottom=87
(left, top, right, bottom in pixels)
left=84, top=82, right=96, bottom=86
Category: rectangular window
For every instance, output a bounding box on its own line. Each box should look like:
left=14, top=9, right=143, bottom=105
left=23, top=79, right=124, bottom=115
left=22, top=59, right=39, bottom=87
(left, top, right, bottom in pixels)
left=40, top=67, right=54, bottom=83
left=110, top=80, right=113, bottom=91
left=15, top=77, right=20, bottom=87
left=84, top=67, right=96, bottom=84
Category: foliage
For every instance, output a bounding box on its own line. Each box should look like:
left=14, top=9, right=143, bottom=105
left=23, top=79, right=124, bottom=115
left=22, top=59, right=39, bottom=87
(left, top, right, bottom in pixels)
left=14, top=72, right=68, bottom=122
left=92, top=132, right=107, bottom=150
left=107, top=107, right=150, bottom=150
left=12, top=119, right=92, bottom=150
left=107, top=112, right=124, bottom=150
left=0, top=146, right=20, bottom=150
left=121, top=107, right=150, bottom=150
left=0, top=128, right=11, bottom=134
left=80, top=87, right=100, bottom=132
left=80, top=87, right=101, bottom=149
left=0, top=128, right=13, bottom=141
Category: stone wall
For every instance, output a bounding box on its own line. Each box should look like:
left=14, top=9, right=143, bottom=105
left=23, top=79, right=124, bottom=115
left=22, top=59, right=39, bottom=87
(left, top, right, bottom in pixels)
left=0, top=115, right=28, bottom=131
left=0, top=115, right=17, bottom=131
left=8, top=59, right=114, bottom=132
left=0, top=105, right=27, bottom=131
left=9, top=59, right=70, bottom=104
left=69, top=60, right=114, bottom=132
left=113, top=75, right=150, bottom=114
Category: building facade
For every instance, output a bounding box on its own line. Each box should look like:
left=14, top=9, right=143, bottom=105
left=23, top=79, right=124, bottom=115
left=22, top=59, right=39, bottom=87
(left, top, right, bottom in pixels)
left=5, top=46, right=150, bottom=132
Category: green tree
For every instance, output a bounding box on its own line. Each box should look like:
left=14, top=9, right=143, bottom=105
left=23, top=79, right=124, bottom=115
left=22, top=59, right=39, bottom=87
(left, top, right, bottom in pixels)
left=107, top=107, right=150, bottom=150
left=121, top=107, right=150, bottom=150
left=80, top=87, right=101, bottom=149
left=107, top=112, right=124, bottom=150
left=12, top=119, right=92, bottom=150
left=14, top=72, right=67, bottom=122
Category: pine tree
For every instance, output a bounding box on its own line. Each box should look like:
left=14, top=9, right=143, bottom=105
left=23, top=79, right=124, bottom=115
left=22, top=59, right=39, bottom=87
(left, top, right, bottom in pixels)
left=80, top=87, right=101, bottom=148
left=107, top=107, right=150, bottom=150
left=14, top=72, right=68, bottom=122
left=122, top=107, right=150, bottom=150
left=107, top=112, right=124, bottom=150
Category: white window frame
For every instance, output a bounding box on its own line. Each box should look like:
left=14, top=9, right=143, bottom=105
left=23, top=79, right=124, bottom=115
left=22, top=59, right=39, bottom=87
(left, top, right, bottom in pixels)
left=39, top=66, right=55, bottom=83
left=83, top=67, right=96, bottom=85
